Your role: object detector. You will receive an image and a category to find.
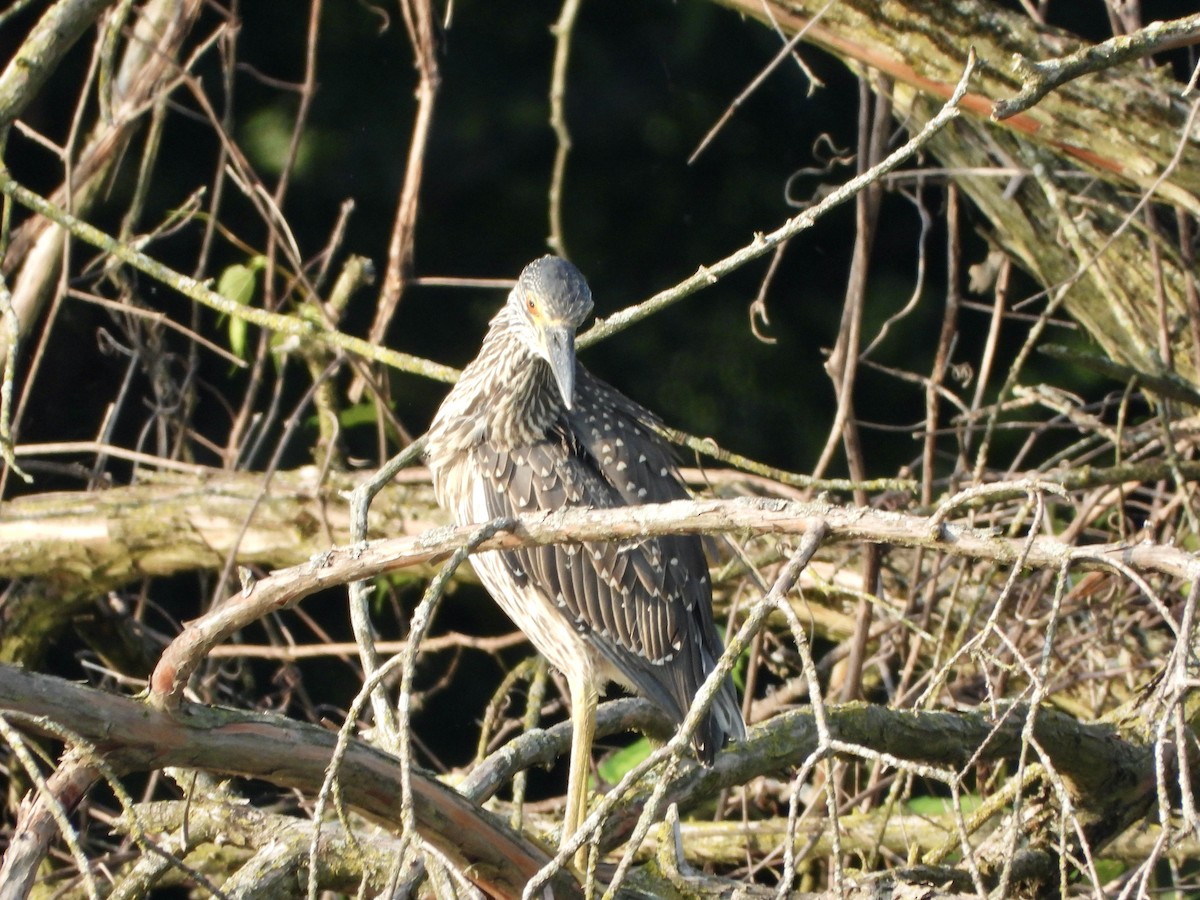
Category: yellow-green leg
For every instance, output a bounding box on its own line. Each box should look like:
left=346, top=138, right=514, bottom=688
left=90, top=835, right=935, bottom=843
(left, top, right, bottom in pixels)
left=562, top=673, right=597, bottom=871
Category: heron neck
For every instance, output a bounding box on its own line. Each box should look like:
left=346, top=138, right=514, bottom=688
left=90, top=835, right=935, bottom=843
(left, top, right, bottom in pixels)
left=437, top=306, right=562, bottom=450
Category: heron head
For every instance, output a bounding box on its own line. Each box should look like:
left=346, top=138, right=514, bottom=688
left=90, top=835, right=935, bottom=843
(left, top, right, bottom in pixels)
left=509, top=255, right=594, bottom=409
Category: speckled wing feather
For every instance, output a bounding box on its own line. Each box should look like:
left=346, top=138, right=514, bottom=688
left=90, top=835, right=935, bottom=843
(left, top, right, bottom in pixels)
left=473, top=367, right=739, bottom=761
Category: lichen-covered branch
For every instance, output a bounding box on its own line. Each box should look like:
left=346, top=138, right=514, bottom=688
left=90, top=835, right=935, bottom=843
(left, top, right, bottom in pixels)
left=0, top=466, right=443, bottom=664
left=599, top=702, right=1170, bottom=859
left=993, top=13, right=1200, bottom=120
left=148, top=491, right=1198, bottom=711
left=0, top=173, right=459, bottom=384
left=0, top=665, right=584, bottom=900
left=0, top=666, right=1182, bottom=898
left=0, top=0, right=115, bottom=129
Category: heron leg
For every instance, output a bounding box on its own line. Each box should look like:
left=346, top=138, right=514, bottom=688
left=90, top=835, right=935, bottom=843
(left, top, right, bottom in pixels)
left=562, top=672, right=597, bottom=869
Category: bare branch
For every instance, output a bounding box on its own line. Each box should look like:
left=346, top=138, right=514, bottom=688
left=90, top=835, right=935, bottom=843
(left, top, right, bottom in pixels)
left=994, top=13, right=1200, bottom=120
left=547, top=0, right=582, bottom=258
left=363, top=0, right=442, bottom=350
left=0, top=172, right=459, bottom=383
left=577, top=49, right=977, bottom=349
left=148, top=489, right=1198, bottom=711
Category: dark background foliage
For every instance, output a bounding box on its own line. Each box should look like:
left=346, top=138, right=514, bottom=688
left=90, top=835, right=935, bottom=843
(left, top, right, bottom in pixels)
left=5, top=0, right=1195, bottom=481
left=6, top=2, right=962, bottom=475
left=3, top=0, right=1199, bottom=852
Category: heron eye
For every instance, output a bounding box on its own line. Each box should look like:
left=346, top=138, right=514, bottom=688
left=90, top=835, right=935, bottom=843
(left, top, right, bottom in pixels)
left=526, top=296, right=537, bottom=313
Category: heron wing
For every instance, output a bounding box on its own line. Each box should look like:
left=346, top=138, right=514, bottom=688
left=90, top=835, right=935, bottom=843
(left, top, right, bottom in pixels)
left=472, top=368, right=729, bottom=742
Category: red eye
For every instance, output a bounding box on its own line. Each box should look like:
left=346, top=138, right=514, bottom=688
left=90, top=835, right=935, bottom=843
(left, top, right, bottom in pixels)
left=526, top=296, right=537, bottom=312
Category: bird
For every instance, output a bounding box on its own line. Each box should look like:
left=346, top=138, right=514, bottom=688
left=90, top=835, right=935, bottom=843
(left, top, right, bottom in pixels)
left=424, top=255, right=744, bottom=860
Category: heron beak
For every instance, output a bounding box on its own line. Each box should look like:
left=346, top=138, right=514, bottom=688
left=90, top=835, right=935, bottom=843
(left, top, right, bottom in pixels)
left=541, top=324, right=577, bottom=409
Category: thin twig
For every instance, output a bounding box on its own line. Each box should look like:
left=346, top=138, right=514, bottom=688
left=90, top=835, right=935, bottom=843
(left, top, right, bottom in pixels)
left=688, top=0, right=835, bottom=164
left=577, top=49, right=978, bottom=351
left=363, top=0, right=441, bottom=350
left=0, top=172, right=459, bottom=383
left=573, top=525, right=829, bottom=900
left=923, top=182, right=962, bottom=503
left=346, top=437, right=429, bottom=742
left=547, top=0, right=583, bottom=258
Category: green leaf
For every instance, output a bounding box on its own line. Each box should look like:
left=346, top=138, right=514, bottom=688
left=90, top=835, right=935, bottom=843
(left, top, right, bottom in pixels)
left=218, top=263, right=258, bottom=307
left=216, top=259, right=264, bottom=360
left=596, top=737, right=652, bottom=785
left=228, top=317, right=248, bottom=361
left=339, top=402, right=380, bottom=430
left=905, top=794, right=982, bottom=816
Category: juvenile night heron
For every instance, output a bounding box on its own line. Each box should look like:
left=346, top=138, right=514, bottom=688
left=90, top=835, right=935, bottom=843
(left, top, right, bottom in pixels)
left=425, top=255, right=744, bottom=856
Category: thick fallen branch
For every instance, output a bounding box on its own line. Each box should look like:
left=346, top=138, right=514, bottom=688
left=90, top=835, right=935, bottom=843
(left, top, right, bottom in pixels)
left=598, top=702, right=1163, bottom=855
left=0, top=466, right=441, bottom=589
left=713, top=0, right=1200, bottom=207
left=633, top=814, right=1200, bottom=867
left=3, top=460, right=1197, bottom=592
left=113, top=801, right=403, bottom=894
left=0, top=665, right=583, bottom=900
left=0, top=666, right=1176, bottom=897
left=0, top=466, right=442, bottom=665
